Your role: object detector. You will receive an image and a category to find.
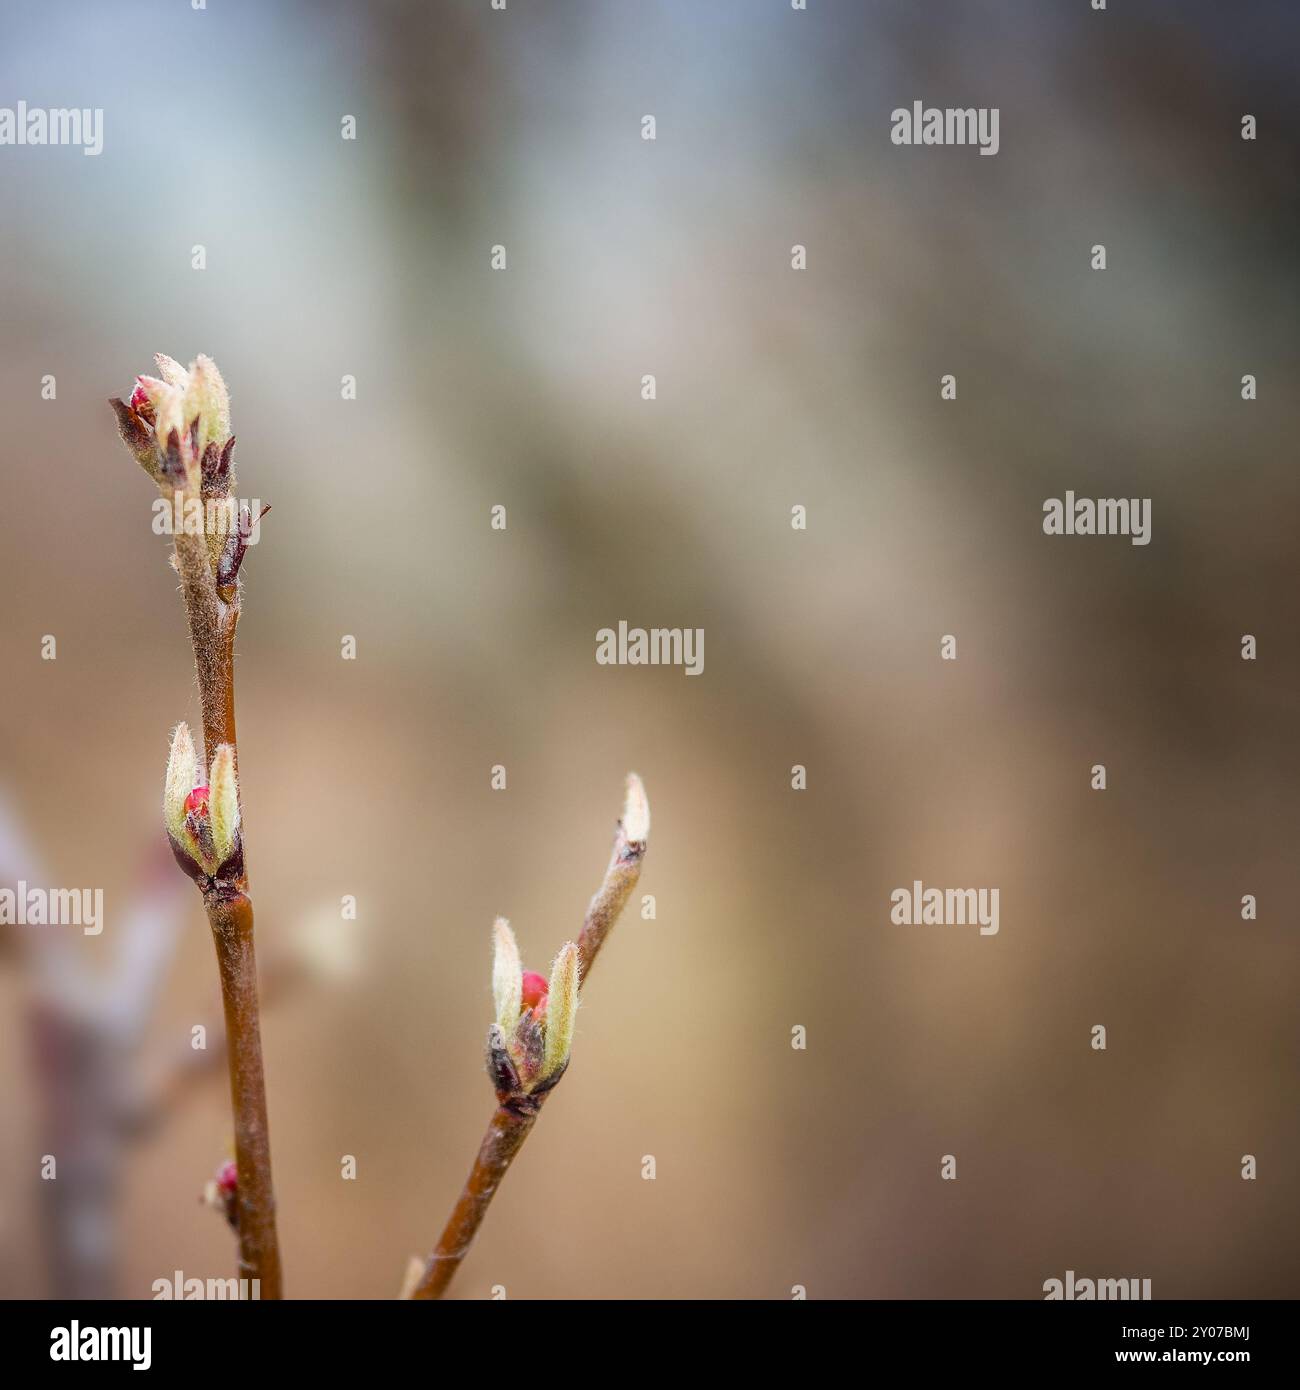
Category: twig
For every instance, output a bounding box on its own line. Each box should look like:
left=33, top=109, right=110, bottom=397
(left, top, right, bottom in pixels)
left=411, top=1103, right=539, bottom=1300
left=206, top=892, right=280, bottom=1295
left=577, top=772, right=650, bottom=982
left=409, top=775, right=649, bottom=1300
left=111, top=355, right=283, bottom=1298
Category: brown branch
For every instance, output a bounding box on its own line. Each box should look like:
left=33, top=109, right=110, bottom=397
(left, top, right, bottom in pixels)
left=409, top=776, right=648, bottom=1301
left=205, top=892, right=281, bottom=1298
left=174, top=531, right=238, bottom=761
left=576, top=791, right=648, bottom=983
left=131, top=371, right=285, bottom=1299
left=410, top=1102, right=538, bottom=1300
left=172, top=515, right=282, bottom=1300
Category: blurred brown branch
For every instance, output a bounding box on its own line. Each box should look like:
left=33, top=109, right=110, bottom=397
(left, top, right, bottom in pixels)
left=2, top=798, right=183, bottom=1298
left=2, top=790, right=350, bottom=1296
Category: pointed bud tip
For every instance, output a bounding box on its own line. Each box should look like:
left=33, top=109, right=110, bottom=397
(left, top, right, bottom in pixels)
left=185, top=353, right=231, bottom=451
left=623, top=772, right=650, bottom=842
left=208, top=744, right=240, bottom=867
left=154, top=353, right=189, bottom=387
left=491, top=918, right=523, bottom=1034
left=542, top=941, right=581, bottom=1078
left=164, top=723, right=199, bottom=842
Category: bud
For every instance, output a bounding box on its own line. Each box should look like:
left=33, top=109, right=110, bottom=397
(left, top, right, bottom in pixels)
left=128, top=380, right=155, bottom=419
left=109, top=352, right=234, bottom=497
left=164, top=723, right=242, bottom=884
left=492, top=918, right=522, bottom=1034
left=623, top=771, right=650, bottom=844
left=164, top=723, right=199, bottom=845
left=216, top=501, right=269, bottom=591
left=208, top=744, right=240, bottom=866
left=109, top=396, right=159, bottom=473
left=520, top=971, right=549, bottom=1014
left=542, top=942, right=580, bottom=1079
left=184, top=355, right=231, bottom=455
left=487, top=924, right=582, bottom=1101
left=202, top=1158, right=239, bottom=1230
left=154, top=354, right=189, bottom=389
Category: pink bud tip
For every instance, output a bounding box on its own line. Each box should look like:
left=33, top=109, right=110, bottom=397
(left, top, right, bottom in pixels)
left=129, top=381, right=151, bottom=412
left=184, top=786, right=210, bottom=816
left=217, top=1161, right=238, bottom=1194
left=521, top=971, right=549, bottom=1011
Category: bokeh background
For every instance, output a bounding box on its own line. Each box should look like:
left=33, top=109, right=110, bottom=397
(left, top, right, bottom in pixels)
left=1, top=0, right=1297, bottom=1299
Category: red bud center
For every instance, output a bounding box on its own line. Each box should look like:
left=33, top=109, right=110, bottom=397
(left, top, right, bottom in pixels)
left=129, top=380, right=156, bottom=423
left=521, top=971, right=549, bottom=1012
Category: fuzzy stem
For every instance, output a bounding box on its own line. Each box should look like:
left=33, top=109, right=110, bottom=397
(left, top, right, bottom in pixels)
left=173, top=526, right=282, bottom=1296
left=576, top=818, right=646, bottom=982
left=410, top=1104, right=538, bottom=1300
left=174, top=532, right=239, bottom=761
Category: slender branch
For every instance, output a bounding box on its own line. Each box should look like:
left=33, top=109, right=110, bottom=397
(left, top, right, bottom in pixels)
left=576, top=811, right=648, bottom=983
left=147, top=380, right=282, bottom=1296
left=410, top=777, right=648, bottom=1301
left=112, top=360, right=282, bottom=1294
left=205, top=892, right=281, bottom=1298
left=174, top=531, right=238, bottom=760
left=410, top=1103, right=538, bottom=1300
left=173, top=526, right=282, bottom=1298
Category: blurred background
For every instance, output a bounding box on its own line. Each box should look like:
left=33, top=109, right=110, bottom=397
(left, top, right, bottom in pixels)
left=0, top=0, right=1297, bottom=1299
